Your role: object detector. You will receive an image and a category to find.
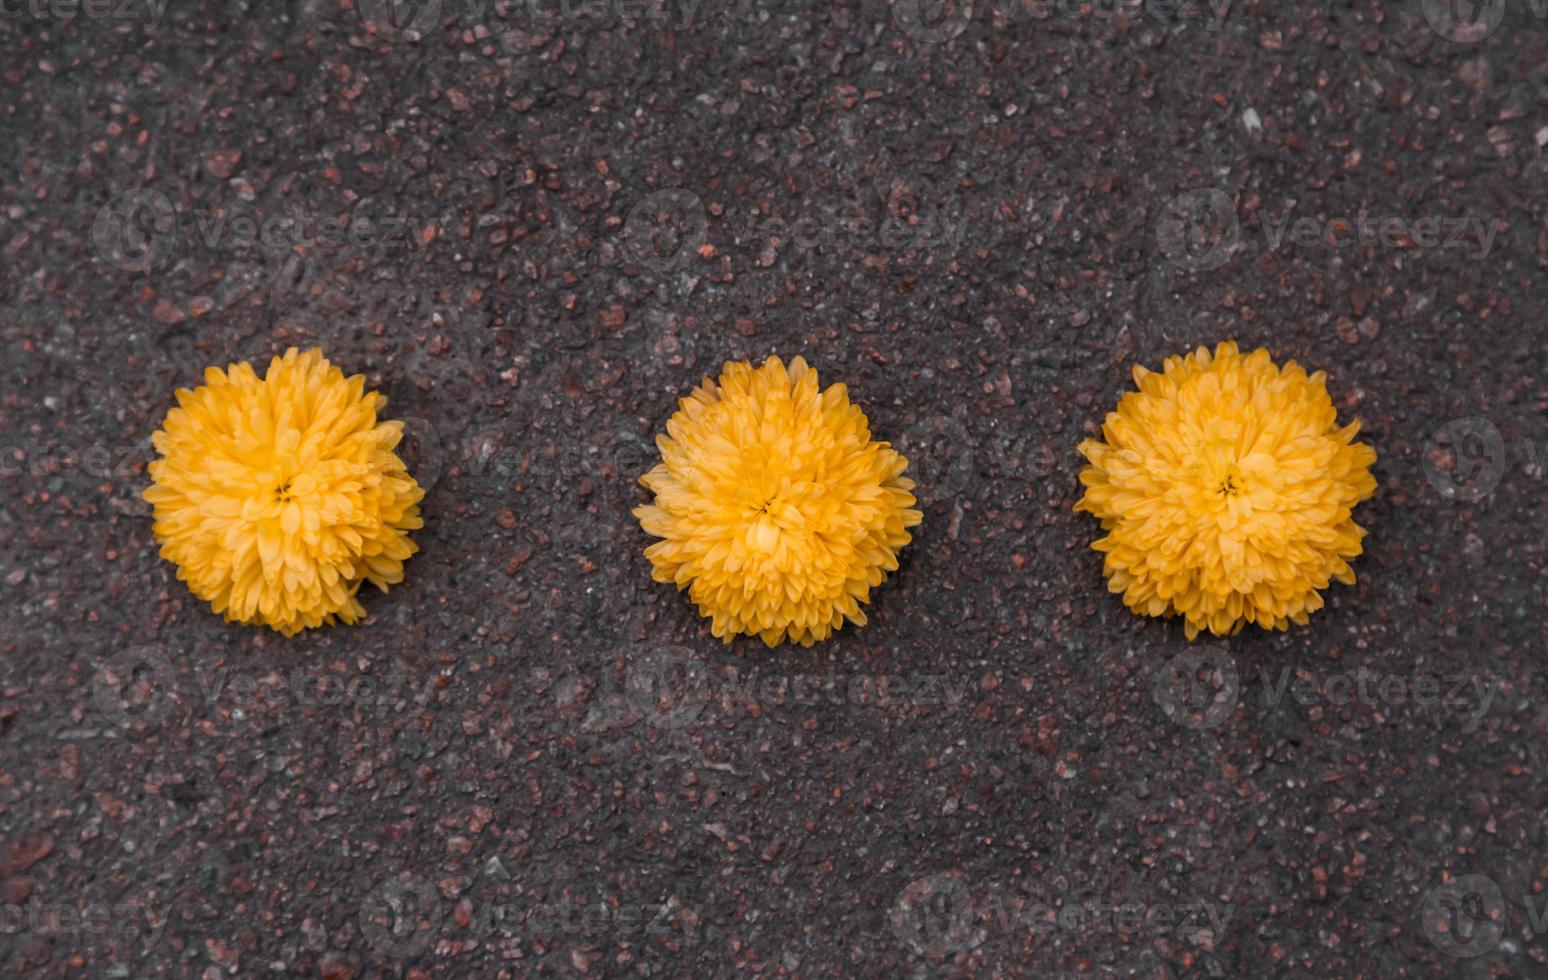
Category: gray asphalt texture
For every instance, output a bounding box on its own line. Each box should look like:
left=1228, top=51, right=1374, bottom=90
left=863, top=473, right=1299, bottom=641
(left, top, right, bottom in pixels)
left=2, top=0, right=1547, bottom=976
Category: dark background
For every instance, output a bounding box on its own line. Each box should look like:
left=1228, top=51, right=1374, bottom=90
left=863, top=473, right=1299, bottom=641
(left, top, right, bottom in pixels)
left=2, top=0, right=1546, bottom=975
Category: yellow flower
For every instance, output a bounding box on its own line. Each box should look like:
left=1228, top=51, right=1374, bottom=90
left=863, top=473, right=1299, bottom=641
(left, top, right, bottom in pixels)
left=1074, top=341, right=1376, bottom=639
left=634, top=356, right=923, bottom=647
left=143, top=348, right=424, bottom=635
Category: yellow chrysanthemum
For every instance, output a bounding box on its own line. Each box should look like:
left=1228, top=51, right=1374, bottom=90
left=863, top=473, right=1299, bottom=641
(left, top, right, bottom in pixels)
left=634, top=356, right=923, bottom=647
left=144, top=348, right=424, bottom=635
left=1074, top=341, right=1377, bottom=639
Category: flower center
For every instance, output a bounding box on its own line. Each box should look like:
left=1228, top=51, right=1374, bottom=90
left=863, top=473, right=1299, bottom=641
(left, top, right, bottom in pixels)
left=747, top=512, right=780, bottom=553
left=1198, top=458, right=1247, bottom=503
left=274, top=480, right=294, bottom=502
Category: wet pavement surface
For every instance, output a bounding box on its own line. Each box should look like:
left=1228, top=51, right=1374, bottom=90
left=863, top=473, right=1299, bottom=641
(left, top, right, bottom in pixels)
left=2, top=0, right=1547, bottom=976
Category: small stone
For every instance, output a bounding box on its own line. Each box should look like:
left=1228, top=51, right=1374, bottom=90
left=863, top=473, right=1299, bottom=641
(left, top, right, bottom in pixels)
left=0, top=878, right=32, bottom=904
left=482, top=856, right=510, bottom=879
left=318, top=953, right=358, bottom=980
left=204, top=150, right=242, bottom=179
left=1, top=835, right=53, bottom=874
left=504, top=545, right=533, bottom=574
left=153, top=299, right=185, bottom=325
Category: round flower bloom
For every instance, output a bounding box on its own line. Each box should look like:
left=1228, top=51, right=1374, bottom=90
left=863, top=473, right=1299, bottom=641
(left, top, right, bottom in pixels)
left=1074, top=341, right=1377, bottom=639
left=143, top=348, right=424, bottom=635
left=634, top=356, right=922, bottom=647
